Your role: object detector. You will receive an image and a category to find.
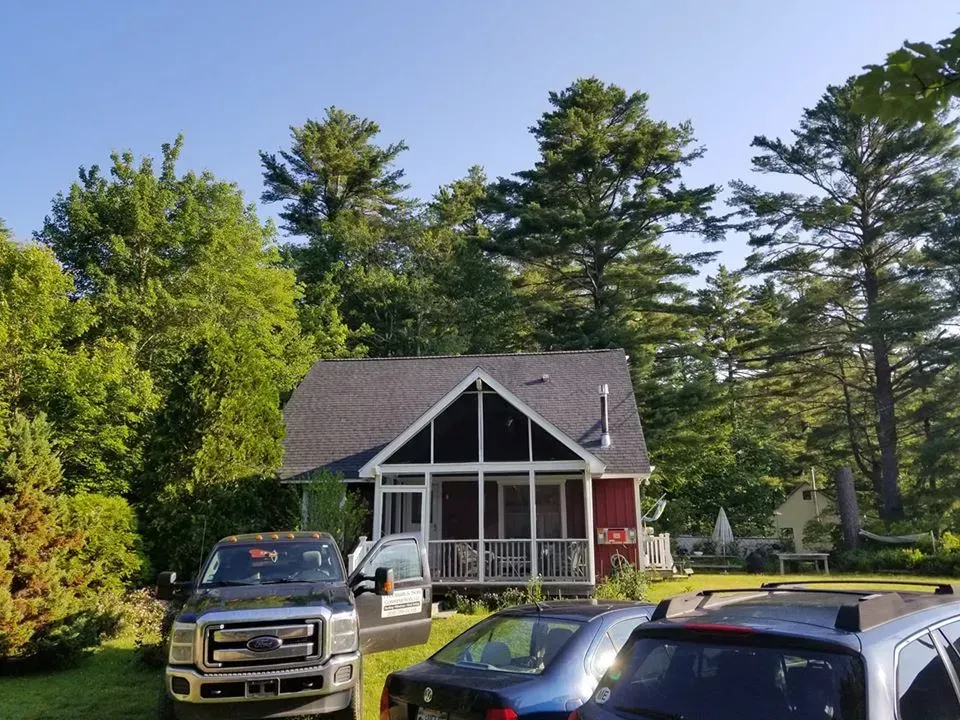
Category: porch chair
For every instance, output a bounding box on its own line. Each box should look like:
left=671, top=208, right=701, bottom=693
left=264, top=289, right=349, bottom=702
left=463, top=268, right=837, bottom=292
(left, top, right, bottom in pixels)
left=454, top=541, right=479, bottom=579
left=567, top=544, right=587, bottom=578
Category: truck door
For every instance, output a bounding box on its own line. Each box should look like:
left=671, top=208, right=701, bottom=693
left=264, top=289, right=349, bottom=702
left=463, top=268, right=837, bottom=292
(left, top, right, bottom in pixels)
left=350, top=533, right=432, bottom=654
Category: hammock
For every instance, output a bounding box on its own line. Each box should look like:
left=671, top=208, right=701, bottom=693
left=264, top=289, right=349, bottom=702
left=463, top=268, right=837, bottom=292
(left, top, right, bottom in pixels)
left=858, top=529, right=936, bottom=547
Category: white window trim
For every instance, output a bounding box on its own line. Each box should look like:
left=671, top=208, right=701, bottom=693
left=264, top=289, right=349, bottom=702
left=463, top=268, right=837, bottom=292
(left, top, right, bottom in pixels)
left=357, top=367, right=604, bottom=477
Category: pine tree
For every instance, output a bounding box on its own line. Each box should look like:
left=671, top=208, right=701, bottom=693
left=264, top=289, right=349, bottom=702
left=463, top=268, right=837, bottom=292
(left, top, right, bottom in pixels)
left=733, top=79, right=960, bottom=519
left=0, top=413, right=79, bottom=659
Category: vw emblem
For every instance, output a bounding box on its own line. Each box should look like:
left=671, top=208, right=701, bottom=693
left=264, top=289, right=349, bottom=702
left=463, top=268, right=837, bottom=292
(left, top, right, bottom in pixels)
left=246, top=635, right=282, bottom=652
left=423, top=687, right=433, bottom=703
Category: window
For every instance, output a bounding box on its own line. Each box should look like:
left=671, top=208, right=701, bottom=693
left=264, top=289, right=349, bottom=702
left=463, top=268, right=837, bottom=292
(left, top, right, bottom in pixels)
left=599, top=638, right=866, bottom=720
left=589, top=633, right=617, bottom=678
left=802, top=490, right=813, bottom=500
left=608, top=617, right=647, bottom=649
left=898, top=634, right=960, bottom=720
left=434, top=392, right=479, bottom=462
left=938, top=620, right=960, bottom=674
left=483, top=393, right=529, bottom=461
left=200, top=540, right=343, bottom=586
left=385, top=425, right=431, bottom=464
left=433, top=615, right=582, bottom=674
left=588, top=619, right=647, bottom=679
left=531, top=423, right=579, bottom=461
left=365, top=539, right=422, bottom=581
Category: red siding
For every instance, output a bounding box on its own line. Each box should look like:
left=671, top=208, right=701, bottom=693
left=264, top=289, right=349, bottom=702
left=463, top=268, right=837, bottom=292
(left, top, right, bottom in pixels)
left=592, top=477, right=639, bottom=579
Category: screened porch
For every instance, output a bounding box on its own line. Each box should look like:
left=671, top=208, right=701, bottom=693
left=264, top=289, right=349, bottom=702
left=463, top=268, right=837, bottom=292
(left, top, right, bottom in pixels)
left=366, top=374, right=599, bottom=586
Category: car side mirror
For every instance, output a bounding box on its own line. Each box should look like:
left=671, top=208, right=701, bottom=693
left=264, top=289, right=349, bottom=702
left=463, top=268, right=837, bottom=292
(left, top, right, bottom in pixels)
left=375, top=567, right=395, bottom=596
left=157, top=571, right=177, bottom=601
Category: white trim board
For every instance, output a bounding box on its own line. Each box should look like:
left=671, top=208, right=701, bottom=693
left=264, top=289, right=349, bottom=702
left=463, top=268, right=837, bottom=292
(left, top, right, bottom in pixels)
left=358, top=367, right=605, bottom=477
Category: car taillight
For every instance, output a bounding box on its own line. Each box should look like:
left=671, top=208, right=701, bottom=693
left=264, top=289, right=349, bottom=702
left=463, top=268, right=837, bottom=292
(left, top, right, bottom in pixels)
left=567, top=711, right=581, bottom=720
left=485, top=708, right=518, bottom=720
left=380, top=685, right=390, bottom=720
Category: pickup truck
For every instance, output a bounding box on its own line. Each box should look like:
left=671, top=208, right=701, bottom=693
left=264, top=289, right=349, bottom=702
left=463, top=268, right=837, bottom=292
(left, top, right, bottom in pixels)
left=156, top=531, right=432, bottom=720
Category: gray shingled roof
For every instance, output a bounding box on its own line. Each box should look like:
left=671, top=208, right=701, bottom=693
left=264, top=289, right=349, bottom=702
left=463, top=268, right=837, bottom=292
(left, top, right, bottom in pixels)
left=280, top=349, right=650, bottom=479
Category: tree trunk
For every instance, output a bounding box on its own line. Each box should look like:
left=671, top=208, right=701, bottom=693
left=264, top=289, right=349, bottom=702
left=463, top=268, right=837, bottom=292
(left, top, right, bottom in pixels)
left=863, top=266, right=903, bottom=519
left=835, top=467, right=861, bottom=551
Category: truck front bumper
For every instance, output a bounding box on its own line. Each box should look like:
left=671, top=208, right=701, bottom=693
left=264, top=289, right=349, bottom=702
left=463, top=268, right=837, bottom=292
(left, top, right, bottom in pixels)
left=165, top=650, right=360, bottom=719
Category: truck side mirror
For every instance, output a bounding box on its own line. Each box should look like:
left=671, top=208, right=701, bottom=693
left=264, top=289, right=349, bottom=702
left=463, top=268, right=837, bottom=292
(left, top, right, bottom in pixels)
left=374, top=567, right=394, bottom=596
left=157, top=571, right=177, bottom=601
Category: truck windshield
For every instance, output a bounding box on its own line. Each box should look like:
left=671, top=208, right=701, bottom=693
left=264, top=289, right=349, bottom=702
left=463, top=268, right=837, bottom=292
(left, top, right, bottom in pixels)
left=596, top=636, right=866, bottom=720
left=200, top=540, right=343, bottom=586
left=432, top=614, right=583, bottom=674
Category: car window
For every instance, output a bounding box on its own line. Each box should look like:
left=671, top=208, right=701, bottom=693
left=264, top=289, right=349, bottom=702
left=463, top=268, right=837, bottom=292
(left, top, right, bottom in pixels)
left=608, top=617, right=647, bottom=649
left=588, top=618, right=647, bottom=679
left=937, top=620, right=960, bottom=675
left=365, top=539, right=422, bottom=580
left=898, top=633, right=960, bottom=720
left=589, top=633, right=617, bottom=678
left=595, top=637, right=865, bottom=720
left=199, top=540, right=343, bottom=585
left=433, top=615, right=582, bottom=675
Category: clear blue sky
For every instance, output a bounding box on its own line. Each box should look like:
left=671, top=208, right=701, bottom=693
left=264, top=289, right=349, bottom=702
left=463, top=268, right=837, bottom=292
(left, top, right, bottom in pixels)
left=2, top=1, right=957, bottom=273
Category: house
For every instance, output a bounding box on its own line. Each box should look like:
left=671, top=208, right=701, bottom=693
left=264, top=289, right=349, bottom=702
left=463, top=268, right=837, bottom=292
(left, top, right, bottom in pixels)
left=279, top=349, right=667, bottom=591
left=775, top=481, right=838, bottom=552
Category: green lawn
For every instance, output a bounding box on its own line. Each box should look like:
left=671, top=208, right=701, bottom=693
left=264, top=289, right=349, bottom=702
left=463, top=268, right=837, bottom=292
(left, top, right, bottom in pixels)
left=0, top=573, right=955, bottom=720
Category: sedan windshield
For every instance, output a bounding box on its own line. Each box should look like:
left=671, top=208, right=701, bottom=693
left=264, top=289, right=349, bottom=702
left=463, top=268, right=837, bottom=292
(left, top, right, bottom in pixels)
left=200, top=540, right=343, bottom=586
left=433, top=614, right=582, bottom=675
left=595, top=637, right=865, bottom=720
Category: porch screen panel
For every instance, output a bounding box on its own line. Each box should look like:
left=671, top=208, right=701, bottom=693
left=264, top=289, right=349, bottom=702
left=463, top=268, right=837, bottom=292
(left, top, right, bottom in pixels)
left=503, top=484, right=531, bottom=538
left=441, top=481, right=479, bottom=538
left=535, top=485, right=563, bottom=538
left=385, top=425, right=431, bottom=464
left=434, top=392, right=479, bottom=462
left=531, top=423, right=579, bottom=461
left=565, top=480, right=585, bottom=537
left=482, top=393, right=529, bottom=461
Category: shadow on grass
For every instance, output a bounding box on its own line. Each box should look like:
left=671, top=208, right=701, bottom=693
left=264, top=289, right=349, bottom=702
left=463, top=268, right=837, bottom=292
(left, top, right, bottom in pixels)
left=0, top=639, right=162, bottom=720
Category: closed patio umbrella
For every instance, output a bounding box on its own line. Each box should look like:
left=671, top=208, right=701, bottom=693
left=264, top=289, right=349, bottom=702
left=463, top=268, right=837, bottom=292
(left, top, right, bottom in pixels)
left=711, top=507, right=734, bottom=555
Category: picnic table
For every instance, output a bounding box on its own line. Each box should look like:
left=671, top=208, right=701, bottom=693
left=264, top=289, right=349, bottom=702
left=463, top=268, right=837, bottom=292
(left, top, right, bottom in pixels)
left=776, top=551, right=830, bottom=575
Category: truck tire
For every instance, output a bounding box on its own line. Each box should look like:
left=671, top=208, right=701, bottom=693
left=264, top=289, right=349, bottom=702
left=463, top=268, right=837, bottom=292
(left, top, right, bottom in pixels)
left=331, top=665, right=362, bottom=720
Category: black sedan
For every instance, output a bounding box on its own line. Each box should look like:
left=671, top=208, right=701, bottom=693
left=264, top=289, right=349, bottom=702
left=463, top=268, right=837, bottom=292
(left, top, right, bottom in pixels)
left=381, top=600, right=654, bottom=720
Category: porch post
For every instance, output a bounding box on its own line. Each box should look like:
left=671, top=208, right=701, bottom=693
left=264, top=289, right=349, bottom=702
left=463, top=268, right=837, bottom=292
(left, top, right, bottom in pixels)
left=372, top=469, right=383, bottom=542
left=584, top=468, right=595, bottom=583
left=424, top=470, right=431, bottom=544
left=478, top=469, right=485, bottom=582
left=529, top=468, right=537, bottom=577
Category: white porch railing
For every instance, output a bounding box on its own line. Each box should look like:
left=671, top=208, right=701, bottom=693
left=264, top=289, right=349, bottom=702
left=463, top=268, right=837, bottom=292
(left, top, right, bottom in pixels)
left=484, top=539, right=532, bottom=581
left=428, top=539, right=591, bottom=583
left=536, top=539, right=589, bottom=580
left=427, top=539, right=482, bottom=582
left=643, top=532, right=673, bottom=570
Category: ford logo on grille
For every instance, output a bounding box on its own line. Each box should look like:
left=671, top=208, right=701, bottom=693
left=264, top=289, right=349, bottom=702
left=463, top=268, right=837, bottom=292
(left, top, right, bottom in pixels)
left=246, top=635, right=282, bottom=652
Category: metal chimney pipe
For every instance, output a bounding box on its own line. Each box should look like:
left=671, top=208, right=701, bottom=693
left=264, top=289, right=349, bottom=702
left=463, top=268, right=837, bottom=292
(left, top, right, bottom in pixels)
left=599, top=384, right=611, bottom=448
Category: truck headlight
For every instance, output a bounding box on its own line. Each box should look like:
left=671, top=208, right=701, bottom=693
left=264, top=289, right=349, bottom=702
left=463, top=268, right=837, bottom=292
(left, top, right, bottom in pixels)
left=330, top=612, right=358, bottom=654
left=168, top=622, right=196, bottom=665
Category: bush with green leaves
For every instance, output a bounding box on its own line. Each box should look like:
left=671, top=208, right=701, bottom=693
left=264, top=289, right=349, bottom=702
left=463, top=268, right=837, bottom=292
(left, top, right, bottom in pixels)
left=595, top=564, right=648, bottom=601
left=301, top=469, right=369, bottom=553
left=142, top=475, right=299, bottom=579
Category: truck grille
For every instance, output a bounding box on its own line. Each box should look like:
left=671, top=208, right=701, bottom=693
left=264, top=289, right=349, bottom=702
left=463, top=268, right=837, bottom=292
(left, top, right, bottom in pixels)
left=203, top=620, right=323, bottom=671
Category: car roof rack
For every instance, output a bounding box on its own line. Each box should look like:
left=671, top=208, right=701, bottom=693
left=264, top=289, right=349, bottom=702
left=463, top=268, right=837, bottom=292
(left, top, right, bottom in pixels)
left=651, top=583, right=960, bottom=633
left=761, top=579, right=960, bottom=595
